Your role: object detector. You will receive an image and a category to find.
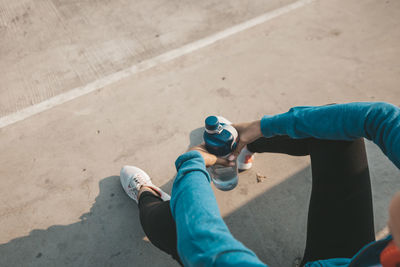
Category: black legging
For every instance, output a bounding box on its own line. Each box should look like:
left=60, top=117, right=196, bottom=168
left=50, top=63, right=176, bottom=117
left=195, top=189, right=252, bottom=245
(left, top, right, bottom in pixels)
left=137, top=137, right=375, bottom=266
left=138, top=193, right=182, bottom=265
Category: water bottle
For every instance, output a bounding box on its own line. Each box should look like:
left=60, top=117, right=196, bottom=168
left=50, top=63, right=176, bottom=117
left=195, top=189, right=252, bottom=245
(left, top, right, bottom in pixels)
left=203, top=116, right=239, bottom=191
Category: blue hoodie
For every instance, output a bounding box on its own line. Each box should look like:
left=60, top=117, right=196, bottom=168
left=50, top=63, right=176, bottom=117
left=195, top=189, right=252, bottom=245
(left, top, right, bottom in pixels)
left=170, top=102, right=400, bottom=267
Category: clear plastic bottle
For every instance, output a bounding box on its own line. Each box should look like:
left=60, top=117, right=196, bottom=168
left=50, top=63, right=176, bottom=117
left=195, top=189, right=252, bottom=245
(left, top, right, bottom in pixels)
left=203, top=116, right=239, bottom=191
left=207, top=160, right=238, bottom=191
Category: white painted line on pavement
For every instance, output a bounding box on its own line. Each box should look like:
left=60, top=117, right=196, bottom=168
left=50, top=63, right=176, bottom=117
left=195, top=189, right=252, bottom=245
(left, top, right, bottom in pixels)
left=0, top=0, right=315, bottom=129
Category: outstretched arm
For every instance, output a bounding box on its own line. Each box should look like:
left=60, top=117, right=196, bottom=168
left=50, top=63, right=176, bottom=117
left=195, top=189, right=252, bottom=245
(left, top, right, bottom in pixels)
left=232, top=102, right=400, bottom=250
left=233, top=102, right=400, bottom=169
left=170, top=150, right=266, bottom=267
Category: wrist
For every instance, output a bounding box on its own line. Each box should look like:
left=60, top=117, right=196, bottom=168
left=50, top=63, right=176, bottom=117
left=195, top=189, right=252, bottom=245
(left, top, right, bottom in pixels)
left=260, top=114, right=275, bottom=137
left=253, top=120, right=262, bottom=138
left=175, top=150, right=206, bottom=170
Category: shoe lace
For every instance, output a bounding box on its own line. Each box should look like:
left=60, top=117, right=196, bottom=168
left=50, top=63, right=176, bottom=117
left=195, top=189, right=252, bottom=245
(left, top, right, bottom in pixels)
left=129, top=173, right=145, bottom=191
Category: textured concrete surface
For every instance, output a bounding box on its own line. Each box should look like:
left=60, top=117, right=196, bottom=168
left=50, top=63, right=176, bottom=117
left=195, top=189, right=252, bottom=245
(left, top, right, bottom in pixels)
left=0, top=0, right=297, bottom=117
left=1, top=0, right=400, bottom=266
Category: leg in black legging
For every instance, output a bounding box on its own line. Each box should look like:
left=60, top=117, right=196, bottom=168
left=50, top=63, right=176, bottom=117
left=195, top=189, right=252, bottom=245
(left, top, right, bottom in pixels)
left=301, top=138, right=375, bottom=264
left=137, top=136, right=311, bottom=264
left=138, top=191, right=182, bottom=265
left=137, top=136, right=374, bottom=265
left=248, top=136, right=375, bottom=264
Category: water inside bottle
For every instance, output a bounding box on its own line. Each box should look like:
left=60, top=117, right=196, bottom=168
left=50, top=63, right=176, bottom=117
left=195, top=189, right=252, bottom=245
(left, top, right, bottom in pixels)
left=208, top=162, right=238, bottom=191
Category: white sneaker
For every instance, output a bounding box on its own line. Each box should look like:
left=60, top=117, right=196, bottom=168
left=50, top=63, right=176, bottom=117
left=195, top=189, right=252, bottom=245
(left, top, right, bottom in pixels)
left=237, top=145, right=254, bottom=171
left=120, top=166, right=171, bottom=203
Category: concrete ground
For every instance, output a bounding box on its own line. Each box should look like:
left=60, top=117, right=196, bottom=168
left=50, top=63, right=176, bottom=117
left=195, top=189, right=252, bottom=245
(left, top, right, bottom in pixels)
left=0, top=0, right=298, bottom=117
left=1, top=0, right=399, bottom=266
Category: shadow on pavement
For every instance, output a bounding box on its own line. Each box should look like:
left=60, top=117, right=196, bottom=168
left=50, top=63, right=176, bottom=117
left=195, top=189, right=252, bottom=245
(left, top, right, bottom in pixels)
left=0, top=133, right=395, bottom=266
left=0, top=176, right=177, bottom=266
left=0, top=166, right=312, bottom=266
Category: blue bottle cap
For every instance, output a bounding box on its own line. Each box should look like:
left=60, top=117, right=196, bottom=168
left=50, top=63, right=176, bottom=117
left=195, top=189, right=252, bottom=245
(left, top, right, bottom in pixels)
left=205, top=116, right=219, bottom=131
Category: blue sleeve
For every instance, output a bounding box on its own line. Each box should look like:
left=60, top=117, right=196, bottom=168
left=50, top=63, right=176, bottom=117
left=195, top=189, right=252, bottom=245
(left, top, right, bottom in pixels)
left=260, top=102, right=400, bottom=169
left=170, top=151, right=267, bottom=267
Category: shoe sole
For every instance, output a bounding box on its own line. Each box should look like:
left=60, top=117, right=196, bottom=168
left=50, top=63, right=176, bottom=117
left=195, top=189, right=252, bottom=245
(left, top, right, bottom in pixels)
left=238, top=162, right=252, bottom=171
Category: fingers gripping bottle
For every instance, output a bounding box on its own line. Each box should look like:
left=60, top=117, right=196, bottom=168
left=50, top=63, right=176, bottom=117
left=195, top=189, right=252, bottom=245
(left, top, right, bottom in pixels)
left=203, top=116, right=239, bottom=191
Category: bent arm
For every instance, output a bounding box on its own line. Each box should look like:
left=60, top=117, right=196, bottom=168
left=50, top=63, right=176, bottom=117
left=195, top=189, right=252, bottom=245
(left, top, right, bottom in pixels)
left=261, top=102, right=400, bottom=168
left=170, top=151, right=266, bottom=267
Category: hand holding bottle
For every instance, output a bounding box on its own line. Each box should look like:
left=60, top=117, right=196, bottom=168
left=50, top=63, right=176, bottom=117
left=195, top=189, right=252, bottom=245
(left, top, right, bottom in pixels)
left=203, top=116, right=239, bottom=191
left=231, top=120, right=263, bottom=160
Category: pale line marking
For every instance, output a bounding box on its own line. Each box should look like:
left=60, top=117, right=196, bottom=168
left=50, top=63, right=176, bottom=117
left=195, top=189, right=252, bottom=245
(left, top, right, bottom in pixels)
left=0, top=0, right=315, bottom=129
